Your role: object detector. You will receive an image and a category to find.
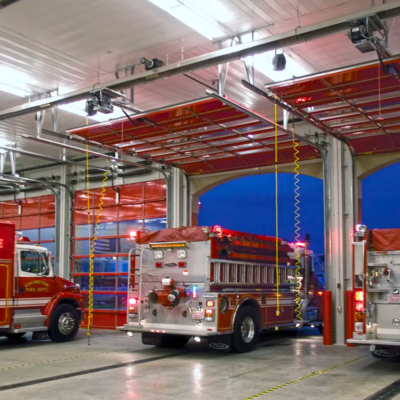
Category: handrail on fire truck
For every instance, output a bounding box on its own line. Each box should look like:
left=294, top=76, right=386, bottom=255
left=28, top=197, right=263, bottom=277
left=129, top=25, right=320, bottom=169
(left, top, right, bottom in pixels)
left=127, top=247, right=147, bottom=324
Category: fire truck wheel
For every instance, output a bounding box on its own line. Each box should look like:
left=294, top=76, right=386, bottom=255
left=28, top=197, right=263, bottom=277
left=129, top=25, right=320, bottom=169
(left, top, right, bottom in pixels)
left=48, top=304, right=80, bottom=343
left=3, top=333, right=26, bottom=340
left=371, top=347, right=400, bottom=361
left=232, top=306, right=260, bottom=353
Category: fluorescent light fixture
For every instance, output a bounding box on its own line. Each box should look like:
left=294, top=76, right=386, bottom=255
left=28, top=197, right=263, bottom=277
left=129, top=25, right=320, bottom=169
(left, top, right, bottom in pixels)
left=148, top=0, right=226, bottom=40
left=0, top=65, right=37, bottom=97
left=146, top=4, right=311, bottom=82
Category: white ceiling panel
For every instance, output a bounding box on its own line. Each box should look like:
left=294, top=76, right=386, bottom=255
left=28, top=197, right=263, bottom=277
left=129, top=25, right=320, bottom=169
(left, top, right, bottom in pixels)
left=0, top=0, right=397, bottom=171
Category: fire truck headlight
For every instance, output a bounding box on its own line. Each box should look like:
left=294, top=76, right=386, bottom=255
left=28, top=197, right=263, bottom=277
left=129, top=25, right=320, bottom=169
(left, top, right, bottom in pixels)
left=154, top=250, right=164, bottom=259
left=127, top=332, right=134, bottom=337
left=177, top=249, right=187, bottom=259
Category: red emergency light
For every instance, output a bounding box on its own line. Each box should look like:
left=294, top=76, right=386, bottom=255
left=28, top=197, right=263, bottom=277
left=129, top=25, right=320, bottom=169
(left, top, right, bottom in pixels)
left=0, top=238, right=3, bottom=249
left=355, top=291, right=364, bottom=302
left=355, top=302, right=363, bottom=312
left=128, top=230, right=137, bottom=241
left=213, top=225, right=222, bottom=234
left=295, top=97, right=310, bottom=104
left=129, top=297, right=138, bottom=306
left=16, top=236, right=30, bottom=243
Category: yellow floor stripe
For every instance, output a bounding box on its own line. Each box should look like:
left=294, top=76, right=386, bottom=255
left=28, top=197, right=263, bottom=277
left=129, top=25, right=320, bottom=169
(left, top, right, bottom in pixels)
left=0, top=348, right=132, bottom=372
left=244, top=355, right=367, bottom=399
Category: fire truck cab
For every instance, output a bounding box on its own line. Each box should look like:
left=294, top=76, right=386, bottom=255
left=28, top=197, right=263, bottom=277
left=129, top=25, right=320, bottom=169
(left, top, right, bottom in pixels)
left=120, top=226, right=324, bottom=352
left=348, top=225, right=400, bottom=360
left=0, top=222, right=83, bottom=342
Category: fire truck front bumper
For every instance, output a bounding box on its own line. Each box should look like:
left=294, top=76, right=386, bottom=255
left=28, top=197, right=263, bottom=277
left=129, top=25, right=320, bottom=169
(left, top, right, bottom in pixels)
left=119, top=323, right=224, bottom=337
left=348, top=337, right=400, bottom=346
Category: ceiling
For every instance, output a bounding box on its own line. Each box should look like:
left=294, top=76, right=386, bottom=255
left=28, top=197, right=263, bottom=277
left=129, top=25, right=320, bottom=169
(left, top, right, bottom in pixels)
left=267, top=56, right=400, bottom=156
left=0, top=0, right=398, bottom=170
left=68, top=96, right=320, bottom=175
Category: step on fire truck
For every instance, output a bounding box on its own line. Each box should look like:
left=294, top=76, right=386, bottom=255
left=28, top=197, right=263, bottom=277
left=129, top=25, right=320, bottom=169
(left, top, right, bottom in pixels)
left=0, top=222, right=83, bottom=342
left=120, top=225, right=324, bottom=352
left=348, top=225, right=400, bottom=360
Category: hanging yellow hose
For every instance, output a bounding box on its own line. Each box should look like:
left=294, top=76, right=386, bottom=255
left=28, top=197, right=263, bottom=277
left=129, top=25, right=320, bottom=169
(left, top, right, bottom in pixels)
left=275, top=102, right=280, bottom=319
left=292, top=125, right=302, bottom=324
left=85, top=126, right=110, bottom=344
left=85, top=142, right=93, bottom=344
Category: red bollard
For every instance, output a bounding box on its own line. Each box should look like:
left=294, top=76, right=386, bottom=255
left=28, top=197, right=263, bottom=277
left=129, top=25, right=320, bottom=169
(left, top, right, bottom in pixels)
left=346, top=291, right=355, bottom=347
left=322, top=290, right=333, bottom=345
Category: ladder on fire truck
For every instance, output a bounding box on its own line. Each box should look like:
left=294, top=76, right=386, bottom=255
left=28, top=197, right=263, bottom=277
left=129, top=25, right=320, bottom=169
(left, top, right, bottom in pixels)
left=211, top=259, right=296, bottom=289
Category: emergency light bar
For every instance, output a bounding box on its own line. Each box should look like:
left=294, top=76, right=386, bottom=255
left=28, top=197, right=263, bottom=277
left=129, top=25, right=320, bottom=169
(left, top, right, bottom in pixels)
left=150, top=242, right=188, bottom=249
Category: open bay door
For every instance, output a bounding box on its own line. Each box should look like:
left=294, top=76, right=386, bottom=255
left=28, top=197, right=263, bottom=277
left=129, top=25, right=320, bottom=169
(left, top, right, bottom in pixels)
left=0, top=222, right=15, bottom=328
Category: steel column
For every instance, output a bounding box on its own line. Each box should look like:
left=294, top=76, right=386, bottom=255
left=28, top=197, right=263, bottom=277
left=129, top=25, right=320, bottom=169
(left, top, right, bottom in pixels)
left=1, top=2, right=400, bottom=120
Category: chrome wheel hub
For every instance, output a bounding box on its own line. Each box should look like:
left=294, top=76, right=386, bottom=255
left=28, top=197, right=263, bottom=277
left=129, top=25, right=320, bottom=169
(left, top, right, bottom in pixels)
left=241, top=316, right=255, bottom=343
left=58, top=312, right=75, bottom=335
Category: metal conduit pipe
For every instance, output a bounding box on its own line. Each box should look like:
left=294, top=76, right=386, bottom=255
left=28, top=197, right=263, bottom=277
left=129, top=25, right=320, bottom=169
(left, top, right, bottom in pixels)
left=17, top=136, right=172, bottom=229
left=241, top=80, right=346, bottom=148
left=0, top=1, right=399, bottom=120
left=21, top=135, right=170, bottom=181
left=0, top=145, right=110, bottom=172
left=41, top=128, right=153, bottom=165
left=206, top=89, right=324, bottom=152
left=0, top=186, right=46, bottom=195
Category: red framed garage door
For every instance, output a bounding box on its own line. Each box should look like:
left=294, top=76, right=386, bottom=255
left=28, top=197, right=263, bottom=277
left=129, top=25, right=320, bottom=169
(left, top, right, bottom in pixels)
left=0, top=195, right=56, bottom=252
left=72, top=179, right=166, bottom=329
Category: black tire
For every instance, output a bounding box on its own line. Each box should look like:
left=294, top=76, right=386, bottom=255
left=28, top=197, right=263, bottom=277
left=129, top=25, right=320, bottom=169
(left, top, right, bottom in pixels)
left=231, top=306, right=260, bottom=353
left=317, top=324, right=323, bottom=335
left=48, top=304, right=80, bottom=343
left=371, top=347, right=400, bottom=361
left=158, top=334, right=190, bottom=348
left=3, top=333, right=26, bottom=340
left=141, top=332, right=189, bottom=348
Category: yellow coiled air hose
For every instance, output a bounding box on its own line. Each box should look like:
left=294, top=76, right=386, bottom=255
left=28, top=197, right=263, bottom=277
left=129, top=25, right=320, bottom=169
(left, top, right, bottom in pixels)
left=86, top=143, right=110, bottom=345
left=292, top=126, right=302, bottom=325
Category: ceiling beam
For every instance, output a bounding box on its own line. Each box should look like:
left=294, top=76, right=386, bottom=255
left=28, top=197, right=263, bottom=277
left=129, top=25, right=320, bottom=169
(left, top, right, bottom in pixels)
left=0, top=1, right=400, bottom=121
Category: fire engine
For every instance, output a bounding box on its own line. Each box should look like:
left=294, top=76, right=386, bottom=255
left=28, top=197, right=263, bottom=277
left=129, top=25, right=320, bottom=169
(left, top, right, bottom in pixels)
left=348, top=225, right=400, bottom=360
left=120, top=225, right=324, bottom=352
left=0, top=222, right=83, bottom=342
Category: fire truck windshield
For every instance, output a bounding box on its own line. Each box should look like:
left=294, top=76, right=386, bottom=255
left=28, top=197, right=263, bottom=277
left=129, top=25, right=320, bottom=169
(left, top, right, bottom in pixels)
left=20, top=250, right=50, bottom=276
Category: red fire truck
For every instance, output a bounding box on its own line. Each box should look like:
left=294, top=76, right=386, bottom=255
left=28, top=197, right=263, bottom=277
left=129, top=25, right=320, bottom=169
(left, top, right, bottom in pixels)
left=120, top=225, right=324, bottom=352
left=348, top=225, right=400, bottom=360
left=0, top=222, right=83, bottom=342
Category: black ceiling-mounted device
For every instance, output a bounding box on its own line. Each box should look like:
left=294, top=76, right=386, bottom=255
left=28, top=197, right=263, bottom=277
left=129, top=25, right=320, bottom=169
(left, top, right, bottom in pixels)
left=140, top=57, right=165, bottom=71
left=349, top=14, right=388, bottom=54
left=272, top=53, right=286, bottom=71
left=85, top=88, right=124, bottom=117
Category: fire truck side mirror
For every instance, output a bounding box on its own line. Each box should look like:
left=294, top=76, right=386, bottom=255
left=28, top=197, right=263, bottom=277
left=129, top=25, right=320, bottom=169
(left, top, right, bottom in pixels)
left=39, top=265, right=50, bottom=277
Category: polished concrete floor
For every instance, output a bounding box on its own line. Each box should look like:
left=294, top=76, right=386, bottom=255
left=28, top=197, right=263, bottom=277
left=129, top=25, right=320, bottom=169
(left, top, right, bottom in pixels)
left=0, top=328, right=399, bottom=400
